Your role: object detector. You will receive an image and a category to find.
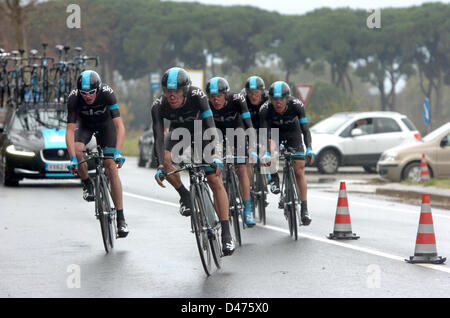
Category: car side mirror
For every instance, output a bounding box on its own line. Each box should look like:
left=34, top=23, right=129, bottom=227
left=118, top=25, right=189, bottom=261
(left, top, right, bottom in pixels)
left=351, top=128, right=363, bottom=137
left=440, top=138, right=448, bottom=147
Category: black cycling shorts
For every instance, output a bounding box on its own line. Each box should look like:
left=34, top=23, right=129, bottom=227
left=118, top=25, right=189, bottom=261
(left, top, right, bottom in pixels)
left=75, top=119, right=116, bottom=148
left=164, top=129, right=219, bottom=174
left=279, top=132, right=305, bottom=160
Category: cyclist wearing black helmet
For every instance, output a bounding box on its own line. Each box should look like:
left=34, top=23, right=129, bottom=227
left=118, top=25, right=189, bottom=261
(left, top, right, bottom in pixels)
left=259, top=81, right=315, bottom=226
left=66, top=70, right=129, bottom=237
left=206, top=76, right=257, bottom=227
left=243, top=76, right=269, bottom=130
left=242, top=76, right=270, bottom=207
left=152, top=67, right=235, bottom=256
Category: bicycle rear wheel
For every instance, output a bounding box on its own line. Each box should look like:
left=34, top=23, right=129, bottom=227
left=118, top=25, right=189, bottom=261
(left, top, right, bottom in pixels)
left=255, top=166, right=266, bottom=225
left=191, top=185, right=213, bottom=276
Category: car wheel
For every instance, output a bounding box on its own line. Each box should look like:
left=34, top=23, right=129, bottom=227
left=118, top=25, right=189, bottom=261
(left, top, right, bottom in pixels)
left=4, top=169, right=19, bottom=187
left=363, top=166, right=377, bottom=174
left=317, top=149, right=339, bottom=174
left=138, top=153, right=146, bottom=167
left=149, top=145, right=157, bottom=169
left=402, top=162, right=421, bottom=182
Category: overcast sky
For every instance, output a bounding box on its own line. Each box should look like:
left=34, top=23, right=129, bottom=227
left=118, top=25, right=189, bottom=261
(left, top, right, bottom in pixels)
left=165, top=0, right=449, bottom=15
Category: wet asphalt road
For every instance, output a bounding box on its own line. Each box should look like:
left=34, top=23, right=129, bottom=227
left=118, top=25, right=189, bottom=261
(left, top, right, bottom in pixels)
left=1, top=157, right=450, bottom=298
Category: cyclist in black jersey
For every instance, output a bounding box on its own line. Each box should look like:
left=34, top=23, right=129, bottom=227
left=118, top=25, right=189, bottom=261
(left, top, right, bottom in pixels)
left=66, top=70, right=129, bottom=237
left=242, top=76, right=270, bottom=208
left=259, top=81, right=315, bottom=226
left=206, top=77, right=257, bottom=227
left=151, top=67, right=235, bottom=256
left=242, top=76, right=269, bottom=130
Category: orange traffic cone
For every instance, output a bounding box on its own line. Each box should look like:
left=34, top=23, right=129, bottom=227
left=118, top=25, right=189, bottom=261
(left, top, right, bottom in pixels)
left=328, top=181, right=359, bottom=240
left=406, top=194, right=446, bottom=264
left=419, top=154, right=430, bottom=183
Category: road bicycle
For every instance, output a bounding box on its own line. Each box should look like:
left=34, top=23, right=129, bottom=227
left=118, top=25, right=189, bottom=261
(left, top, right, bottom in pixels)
left=250, top=158, right=268, bottom=225
left=51, top=45, right=74, bottom=103
left=278, top=146, right=311, bottom=241
left=164, top=161, right=223, bottom=276
left=222, top=154, right=246, bottom=246
left=0, top=44, right=98, bottom=108
left=79, top=144, right=118, bottom=253
left=0, top=49, right=10, bottom=107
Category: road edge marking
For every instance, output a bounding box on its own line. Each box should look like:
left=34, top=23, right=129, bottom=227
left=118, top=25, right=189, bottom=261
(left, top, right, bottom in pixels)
left=125, top=191, right=450, bottom=274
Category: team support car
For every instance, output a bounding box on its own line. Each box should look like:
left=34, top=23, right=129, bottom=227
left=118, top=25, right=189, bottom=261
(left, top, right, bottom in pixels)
left=0, top=104, right=93, bottom=186
left=310, top=112, right=421, bottom=174
left=377, top=122, right=450, bottom=182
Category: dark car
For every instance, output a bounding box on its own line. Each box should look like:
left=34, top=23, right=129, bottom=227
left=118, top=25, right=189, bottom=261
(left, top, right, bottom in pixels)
left=138, top=127, right=157, bottom=168
left=0, top=104, right=93, bottom=186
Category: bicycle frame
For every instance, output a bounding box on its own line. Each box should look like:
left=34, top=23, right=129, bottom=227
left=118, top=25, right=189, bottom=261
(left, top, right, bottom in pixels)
left=279, top=151, right=301, bottom=240
left=165, top=162, right=222, bottom=276
left=80, top=145, right=117, bottom=253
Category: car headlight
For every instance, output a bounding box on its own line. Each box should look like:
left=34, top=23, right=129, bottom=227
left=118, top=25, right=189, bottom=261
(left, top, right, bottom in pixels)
left=381, top=151, right=397, bottom=162
left=6, top=145, right=35, bottom=157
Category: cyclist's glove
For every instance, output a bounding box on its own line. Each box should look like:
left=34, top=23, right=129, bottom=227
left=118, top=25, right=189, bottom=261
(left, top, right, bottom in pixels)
left=104, top=147, right=126, bottom=165
left=250, top=151, right=259, bottom=162
left=155, top=168, right=166, bottom=182
left=114, top=151, right=126, bottom=165
left=261, top=152, right=271, bottom=164
left=67, top=156, right=78, bottom=172
left=211, top=157, right=223, bottom=172
left=306, top=147, right=316, bottom=164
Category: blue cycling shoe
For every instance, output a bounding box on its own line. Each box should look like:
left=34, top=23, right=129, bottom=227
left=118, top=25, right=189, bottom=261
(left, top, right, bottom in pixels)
left=243, top=200, right=256, bottom=227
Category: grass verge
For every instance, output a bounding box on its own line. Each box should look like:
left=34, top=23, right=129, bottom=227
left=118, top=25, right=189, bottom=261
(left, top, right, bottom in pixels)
left=400, top=178, right=450, bottom=189
left=122, top=130, right=142, bottom=156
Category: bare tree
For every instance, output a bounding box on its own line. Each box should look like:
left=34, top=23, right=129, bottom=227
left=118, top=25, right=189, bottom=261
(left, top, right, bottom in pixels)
left=0, top=0, right=37, bottom=50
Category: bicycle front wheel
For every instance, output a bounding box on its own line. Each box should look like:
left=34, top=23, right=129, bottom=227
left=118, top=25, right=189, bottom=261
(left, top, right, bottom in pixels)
left=227, top=170, right=242, bottom=246
left=96, top=177, right=113, bottom=252
left=201, top=184, right=222, bottom=269
left=191, top=184, right=213, bottom=276
left=286, top=168, right=298, bottom=241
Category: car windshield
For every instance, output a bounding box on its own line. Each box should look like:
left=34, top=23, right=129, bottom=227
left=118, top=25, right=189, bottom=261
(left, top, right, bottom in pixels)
left=12, top=110, right=67, bottom=131
left=423, top=122, right=450, bottom=142
left=310, top=115, right=351, bottom=134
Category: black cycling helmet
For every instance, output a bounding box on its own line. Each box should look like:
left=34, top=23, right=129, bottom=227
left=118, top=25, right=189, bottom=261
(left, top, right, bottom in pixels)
left=245, top=76, right=265, bottom=92
left=161, top=67, right=191, bottom=96
left=77, top=70, right=102, bottom=91
left=206, top=77, right=230, bottom=97
left=268, top=81, right=290, bottom=99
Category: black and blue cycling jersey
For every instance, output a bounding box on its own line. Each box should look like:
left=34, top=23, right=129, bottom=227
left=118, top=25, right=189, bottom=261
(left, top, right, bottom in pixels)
left=151, top=85, right=220, bottom=167
left=259, top=96, right=312, bottom=157
left=67, top=84, right=120, bottom=148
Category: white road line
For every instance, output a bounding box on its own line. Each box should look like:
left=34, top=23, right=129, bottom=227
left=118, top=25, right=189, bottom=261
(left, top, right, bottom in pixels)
left=309, top=193, right=450, bottom=220
left=124, top=191, right=450, bottom=274
left=262, top=224, right=450, bottom=274
left=124, top=191, right=179, bottom=208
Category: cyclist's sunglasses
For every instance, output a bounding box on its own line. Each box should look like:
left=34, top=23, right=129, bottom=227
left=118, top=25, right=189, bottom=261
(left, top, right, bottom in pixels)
left=209, top=93, right=226, bottom=99
left=80, top=89, right=97, bottom=96
left=248, top=90, right=262, bottom=96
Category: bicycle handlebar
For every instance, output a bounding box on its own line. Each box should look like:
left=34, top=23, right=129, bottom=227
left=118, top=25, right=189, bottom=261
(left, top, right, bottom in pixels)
left=164, top=163, right=213, bottom=178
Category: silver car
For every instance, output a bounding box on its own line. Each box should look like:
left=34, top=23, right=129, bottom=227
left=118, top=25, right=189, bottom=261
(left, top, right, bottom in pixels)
left=310, top=112, right=421, bottom=174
